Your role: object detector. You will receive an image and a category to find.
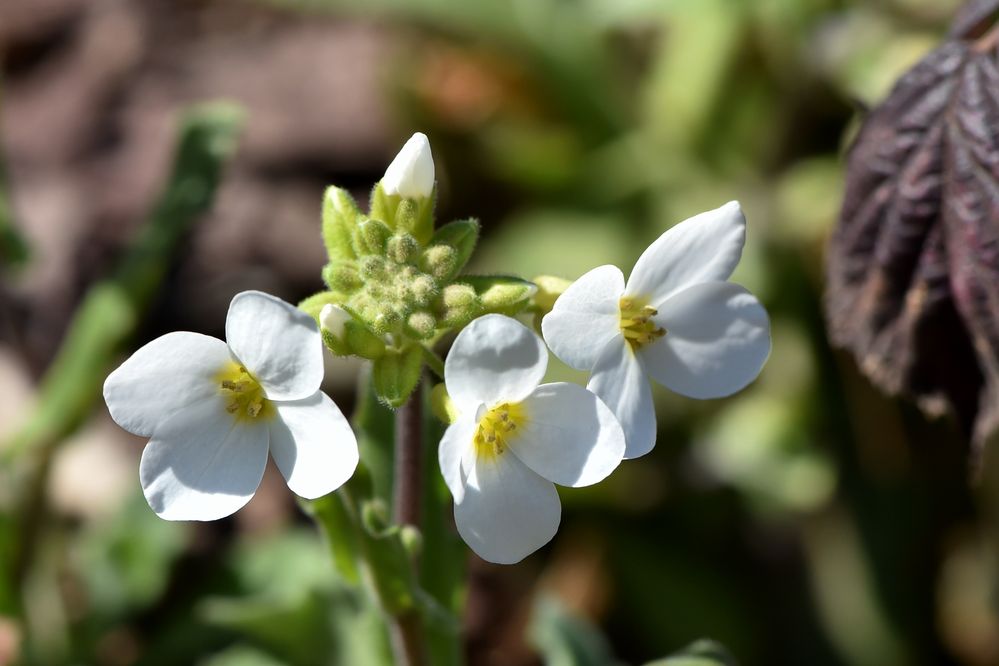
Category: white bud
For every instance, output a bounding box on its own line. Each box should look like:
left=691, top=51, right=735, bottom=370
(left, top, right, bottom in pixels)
left=381, top=132, right=435, bottom=199
left=320, top=303, right=351, bottom=339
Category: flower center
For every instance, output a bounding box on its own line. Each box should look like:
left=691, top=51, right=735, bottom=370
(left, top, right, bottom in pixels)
left=474, top=402, right=527, bottom=459
left=216, top=361, right=274, bottom=422
left=619, top=296, right=665, bottom=350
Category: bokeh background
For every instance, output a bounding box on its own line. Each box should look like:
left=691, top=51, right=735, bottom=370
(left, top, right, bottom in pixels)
left=2, top=0, right=996, bottom=664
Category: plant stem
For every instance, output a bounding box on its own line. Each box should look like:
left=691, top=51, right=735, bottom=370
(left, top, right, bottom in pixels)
left=393, top=379, right=424, bottom=528
left=390, top=380, right=429, bottom=666
left=390, top=611, right=427, bottom=666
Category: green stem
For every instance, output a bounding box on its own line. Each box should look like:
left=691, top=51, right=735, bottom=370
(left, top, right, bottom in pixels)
left=421, top=346, right=446, bottom=380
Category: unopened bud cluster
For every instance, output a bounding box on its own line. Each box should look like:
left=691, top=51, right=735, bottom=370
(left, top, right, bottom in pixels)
left=299, top=133, right=537, bottom=406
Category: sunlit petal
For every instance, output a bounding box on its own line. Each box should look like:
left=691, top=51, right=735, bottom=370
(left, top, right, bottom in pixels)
left=438, top=412, right=479, bottom=504
left=139, top=399, right=268, bottom=521
left=445, top=314, right=547, bottom=412
left=104, top=332, right=231, bottom=437
left=588, top=339, right=657, bottom=459
left=269, top=391, right=359, bottom=499
left=626, top=201, right=746, bottom=306
left=508, top=383, right=625, bottom=487
left=641, top=281, right=771, bottom=399
left=225, top=290, right=324, bottom=401
left=454, top=452, right=561, bottom=564
left=542, top=265, right=625, bottom=370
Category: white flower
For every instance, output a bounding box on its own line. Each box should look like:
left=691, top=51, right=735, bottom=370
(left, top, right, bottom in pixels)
left=103, top=291, right=359, bottom=521
left=381, top=132, right=435, bottom=199
left=541, top=201, right=771, bottom=459
left=439, top=314, right=625, bottom=564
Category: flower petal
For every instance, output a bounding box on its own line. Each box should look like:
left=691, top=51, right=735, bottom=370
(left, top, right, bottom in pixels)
left=454, top=451, right=561, bottom=564
left=225, top=291, right=324, bottom=401
left=625, top=201, right=746, bottom=306
left=139, top=399, right=268, bottom=521
left=444, top=314, right=547, bottom=412
left=104, top=332, right=231, bottom=437
left=640, top=281, right=771, bottom=399
left=439, top=412, right=480, bottom=503
left=508, top=383, right=625, bottom=487
left=588, top=339, right=657, bottom=459
left=541, top=265, right=625, bottom=371
left=269, top=391, right=359, bottom=500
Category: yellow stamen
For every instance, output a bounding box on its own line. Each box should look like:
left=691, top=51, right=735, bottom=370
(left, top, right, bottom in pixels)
left=215, top=362, right=275, bottom=422
left=619, top=296, right=666, bottom=351
left=474, top=402, right=527, bottom=459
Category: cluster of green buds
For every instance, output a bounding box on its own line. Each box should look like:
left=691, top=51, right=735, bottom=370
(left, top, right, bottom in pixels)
left=299, top=133, right=538, bottom=407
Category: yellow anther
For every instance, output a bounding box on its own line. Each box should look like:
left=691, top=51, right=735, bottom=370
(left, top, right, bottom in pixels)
left=619, top=296, right=666, bottom=351
left=474, top=402, right=527, bottom=459
left=215, top=362, right=274, bottom=422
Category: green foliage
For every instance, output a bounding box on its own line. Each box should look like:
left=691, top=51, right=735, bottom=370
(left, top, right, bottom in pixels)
left=0, top=102, right=243, bottom=621
left=644, top=640, right=738, bottom=666
left=529, top=596, right=619, bottom=666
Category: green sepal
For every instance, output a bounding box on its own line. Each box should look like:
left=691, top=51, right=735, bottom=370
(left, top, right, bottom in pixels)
left=322, top=186, right=360, bottom=263
left=319, top=306, right=386, bottom=360
left=371, top=346, right=423, bottom=408
left=424, top=218, right=479, bottom=281
left=465, top=275, right=537, bottom=316
left=298, top=291, right=346, bottom=323
left=322, top=328, right=351, bottom=356
left=345, top=320, right=387, bottom=359
left=369, top=182, right=398, bottom=228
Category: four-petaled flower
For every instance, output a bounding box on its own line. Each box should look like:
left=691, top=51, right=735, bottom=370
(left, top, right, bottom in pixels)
left=438, top=314, right=625, bottom=564
left=104, top=291, right=359, bottom=520
left=542, top=202, right=771, bottom=459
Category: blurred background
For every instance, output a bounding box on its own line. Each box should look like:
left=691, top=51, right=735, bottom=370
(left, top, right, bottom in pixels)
left=1, top=0, right=996, bottom=664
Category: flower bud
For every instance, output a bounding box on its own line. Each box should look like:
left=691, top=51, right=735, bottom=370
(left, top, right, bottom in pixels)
left=399, top=525, right=423, bottom=557
left=409, top=275, right=437, bottom=306
left=357, top=218, right=391, bottom=255
left=320, top=303, right=351, bottom=339
left=420, top=245, right=458, bottom=280
left=531, top=275, right=572, bottom=315
left=381, top=132, right=435, bottom=200
left=323, top=262, right=363, bottom=293
left=430, top=382, right=460, bottom=424
left=320, top=303, right=386, bottom=359
left=360, top=255, right=387, bottom=280
left=406, top=311, right=437, bottom=339
left=427, top=219, right=478, bottom=281
left=387, top=233, right=420, bottom=264
left=467, top=276, right=537, bottom=315
left=442, top=284, right=477, bottom=308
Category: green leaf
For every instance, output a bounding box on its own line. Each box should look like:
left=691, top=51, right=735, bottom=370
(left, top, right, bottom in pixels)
left=528, top=595, right=618, bottom=666
left=76, top=493, right=187, bottom=618
left=643, top=639, right=738, bottom=666
left=200, top=644, right=290, bottom=666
